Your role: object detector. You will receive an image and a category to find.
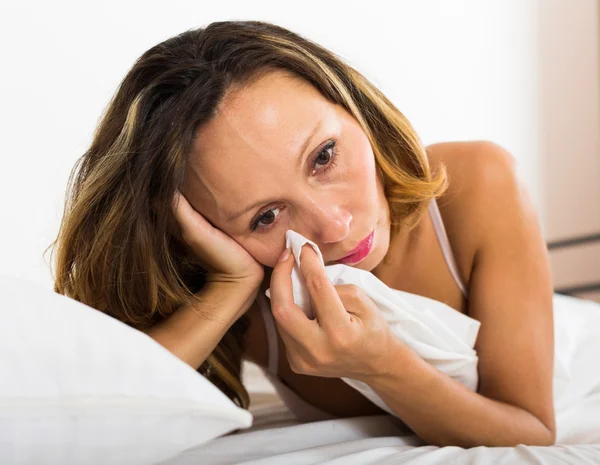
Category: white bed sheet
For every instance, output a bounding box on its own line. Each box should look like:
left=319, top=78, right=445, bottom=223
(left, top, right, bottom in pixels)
left=160, top=401, right=600, bottom=465
left=160, top=294, right=600, bottom=465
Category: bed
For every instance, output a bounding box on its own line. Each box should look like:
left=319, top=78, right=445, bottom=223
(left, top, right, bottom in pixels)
left=159, top=291, right=600, bottom=465
left=2, top=275, right=599, bottom=465
left=159, top=393, right=600, bottom=464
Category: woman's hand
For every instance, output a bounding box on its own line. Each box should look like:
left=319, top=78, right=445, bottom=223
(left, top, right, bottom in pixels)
left=269, top=244, right=397, bottom=380
left=171, top=191, right=264, bottom=287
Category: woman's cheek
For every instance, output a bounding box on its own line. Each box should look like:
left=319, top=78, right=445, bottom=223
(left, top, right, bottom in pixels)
left=348, top=156, right=374, bottom=189
left=234, top=237, right=274, bottom=268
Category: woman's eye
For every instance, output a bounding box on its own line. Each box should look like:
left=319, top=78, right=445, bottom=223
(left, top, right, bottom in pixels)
left=250, top=206, right=281, bottom=232
left=249, top=139, right=339, bottom=232
left=311, top=140, right=338, bottom=173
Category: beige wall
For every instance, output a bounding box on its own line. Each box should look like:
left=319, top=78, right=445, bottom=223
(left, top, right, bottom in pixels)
left=538, top=0, right=600, bottom=302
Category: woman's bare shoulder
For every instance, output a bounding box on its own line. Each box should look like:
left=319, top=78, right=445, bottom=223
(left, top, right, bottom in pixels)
left=426, top=140, right=520, bottom=220
left=426, top=140, right=518, bottom=195
left=425, top=140, right=521, bottom=277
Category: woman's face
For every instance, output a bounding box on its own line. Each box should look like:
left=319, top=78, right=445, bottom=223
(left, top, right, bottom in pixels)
left=183, top=69, right=391, bottom=270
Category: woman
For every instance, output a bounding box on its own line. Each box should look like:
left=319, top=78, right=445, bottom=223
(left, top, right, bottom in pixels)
left=50, top=20, right=555, bottom=447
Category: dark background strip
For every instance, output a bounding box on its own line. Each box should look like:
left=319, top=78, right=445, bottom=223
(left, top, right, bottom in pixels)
left=547, top=232, right=600, bottom=250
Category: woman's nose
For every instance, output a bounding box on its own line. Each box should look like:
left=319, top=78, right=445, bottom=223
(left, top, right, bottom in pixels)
left=311, top=205, right=352, bottom=244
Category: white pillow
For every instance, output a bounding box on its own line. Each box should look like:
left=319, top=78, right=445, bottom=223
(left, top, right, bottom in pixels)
left=0, top=274, right=252, bottom=465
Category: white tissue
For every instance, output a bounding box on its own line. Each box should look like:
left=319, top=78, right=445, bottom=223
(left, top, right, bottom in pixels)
left=265, top=230, right=325, bottom=320
left=265, top=229, right=481, bottom=417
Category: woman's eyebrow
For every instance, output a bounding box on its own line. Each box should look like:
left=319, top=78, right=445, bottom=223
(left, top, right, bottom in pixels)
left=224, top=118, right=325, bottom=223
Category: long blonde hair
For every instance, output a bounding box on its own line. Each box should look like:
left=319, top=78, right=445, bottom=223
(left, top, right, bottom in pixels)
left=48, top=20, right=447, bottom=409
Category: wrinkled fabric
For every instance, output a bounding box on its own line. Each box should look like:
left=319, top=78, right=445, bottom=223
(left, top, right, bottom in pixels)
left=265, top=230, right=481, bottom=416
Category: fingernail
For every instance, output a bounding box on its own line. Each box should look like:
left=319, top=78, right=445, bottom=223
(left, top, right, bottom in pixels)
left=278, top=248, right=291, bottom=262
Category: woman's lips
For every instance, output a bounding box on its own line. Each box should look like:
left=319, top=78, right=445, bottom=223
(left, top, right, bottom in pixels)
left=336, top=230, right=374, bottom=265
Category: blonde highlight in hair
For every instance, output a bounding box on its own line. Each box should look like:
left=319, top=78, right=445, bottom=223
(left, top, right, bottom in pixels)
left=48, top=20, right=446, bottom=410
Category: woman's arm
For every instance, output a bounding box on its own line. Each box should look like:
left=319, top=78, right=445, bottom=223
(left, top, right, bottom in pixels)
left=361, top=141, right=555, bottom=447
left=364, top=335, right=554, bottom=447
left=144, top=280, right=259, bottom=370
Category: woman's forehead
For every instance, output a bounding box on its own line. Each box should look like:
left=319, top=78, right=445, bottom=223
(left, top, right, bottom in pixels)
left=192, top=71, right=334, bottom=163
left=184, top=71, right=340, bottom=225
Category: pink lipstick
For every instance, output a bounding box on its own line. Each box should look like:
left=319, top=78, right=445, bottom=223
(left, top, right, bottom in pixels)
left=336, top=230, right=374, bottom=265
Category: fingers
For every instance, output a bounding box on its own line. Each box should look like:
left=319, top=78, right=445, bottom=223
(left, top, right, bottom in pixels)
left=172, top=190, right=193, bottom=238
left=298, top=244, right=350, bottom=332
left=173, top=191, right=209, bottom=235
left=170, top=190, right=219, bottom=266
left=172, top=190, right=189, bottom=222
left=269, top=248, right=316, bottom=342
left=172, top=190, right=221, bottom=250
